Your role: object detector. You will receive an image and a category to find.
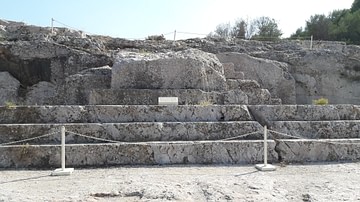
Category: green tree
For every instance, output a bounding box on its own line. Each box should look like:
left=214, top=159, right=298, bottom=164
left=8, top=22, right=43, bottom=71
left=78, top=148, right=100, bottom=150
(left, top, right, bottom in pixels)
left=208, top=16, right=282, bottom=41
left=290, top=27, right=309, bottom=39
left=351, top=0, right=360, bottom=12
left=252, top=17, right=282, bottom=40
left=336, top=10, right=360, bottom=44
left=231, top=19, right=247, bottom=39
left=208, top=23, right=231, bottom=39
left=291, top=0, right=360, bottom=44
left=305, top=14, right=332, bottom=40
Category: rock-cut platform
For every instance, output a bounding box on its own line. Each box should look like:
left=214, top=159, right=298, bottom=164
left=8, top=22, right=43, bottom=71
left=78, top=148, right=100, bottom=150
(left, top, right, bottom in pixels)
left=0, top=105, right=360, bottom=168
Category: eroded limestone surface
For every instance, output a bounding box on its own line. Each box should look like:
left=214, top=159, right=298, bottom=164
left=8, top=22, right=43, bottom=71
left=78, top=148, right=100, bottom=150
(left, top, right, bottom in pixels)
left=0, top=122, right=262, bottom=144
left=0, top=141, right=277, bottom=168
left=276, top=139, right=360, bottom=162
left=0, top=105, right=252, bottom=124
left=112, top=49, right=227, bottom=91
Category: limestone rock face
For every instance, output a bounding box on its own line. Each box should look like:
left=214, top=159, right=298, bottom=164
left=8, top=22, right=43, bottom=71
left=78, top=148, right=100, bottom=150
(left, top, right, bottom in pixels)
left=0, top=71, right=20, bottom=104
left=111, top=49, right=227, bottom=91
left=60, top=66, right=112, bottom=104
left=25, top=81, right=56, bottom=105
left=0, top=20, right=112, bottom=105
left=289, top=49, right=360, bottom=104
left=217, top=52, right=296, bottom=104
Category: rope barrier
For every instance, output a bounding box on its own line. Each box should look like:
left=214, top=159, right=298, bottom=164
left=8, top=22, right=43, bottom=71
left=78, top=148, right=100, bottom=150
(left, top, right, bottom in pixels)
left=0, top=131, right=59, bottom=146
left=52, top=18, right=95, bottom=36
left=1, top=127, right=359, bottom=147
left=177, top=31, right=208, bottom=36
left=268, top=129, right=360, bottom=145
left=219, top=130, right=262, bottom=141
left=66, top=130, right=121, bottom=144
left=268, top=130, right=302, bottom=139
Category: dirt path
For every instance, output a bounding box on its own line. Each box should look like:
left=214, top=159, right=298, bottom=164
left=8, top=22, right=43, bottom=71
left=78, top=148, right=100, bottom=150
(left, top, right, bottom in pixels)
left=1, top=162, right=360, bottom=201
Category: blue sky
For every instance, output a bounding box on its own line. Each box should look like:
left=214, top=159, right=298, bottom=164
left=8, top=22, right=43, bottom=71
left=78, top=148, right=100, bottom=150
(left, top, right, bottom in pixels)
left=0, top=0, right=354, bottom=39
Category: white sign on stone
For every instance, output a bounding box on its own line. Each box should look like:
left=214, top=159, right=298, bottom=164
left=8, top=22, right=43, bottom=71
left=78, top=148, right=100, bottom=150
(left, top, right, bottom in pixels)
left=158, top=97, right=178, bottom=105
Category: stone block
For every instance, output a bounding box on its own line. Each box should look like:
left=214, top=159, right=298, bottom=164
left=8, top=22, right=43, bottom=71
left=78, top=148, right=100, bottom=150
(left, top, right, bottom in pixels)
left=112, top=49, right=227, bottom=91
left=217, top=52, right=296, bottom=104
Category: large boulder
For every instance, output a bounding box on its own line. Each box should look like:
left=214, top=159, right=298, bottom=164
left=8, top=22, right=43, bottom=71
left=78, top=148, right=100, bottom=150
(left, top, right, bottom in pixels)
left=0, top=71, right=20, bottom=104
left=111, top=49, right=227, bottom=91
left=60, top=66, right=112, bottom=104
left=25, top=81, right=57, bottom=105
left=217, top=52, right=296, bottom=104
left=289, top=49, right=360, bottom=104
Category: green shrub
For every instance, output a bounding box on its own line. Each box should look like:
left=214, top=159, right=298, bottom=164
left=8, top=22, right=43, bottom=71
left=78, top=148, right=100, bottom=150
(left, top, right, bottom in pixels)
left=4, top=101, right=16, bottom=109
left=199, top=100, right=213, bottom=106
left=313, top=98, right=329, bottom=105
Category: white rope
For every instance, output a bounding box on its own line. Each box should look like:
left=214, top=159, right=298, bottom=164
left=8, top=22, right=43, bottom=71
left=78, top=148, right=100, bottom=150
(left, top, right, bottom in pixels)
left=66, top=130, right=262, bottom=144
left=66, top=130, right=122, bottom=143
left=0, top=131, right=59, bottom=146
left=268, top=129, right=360, bottom=145
left=2, top=127, right=359, bottom=147
left=268, top=130, right=302, bottom=139
left=219, top=130, right=262, bottom=141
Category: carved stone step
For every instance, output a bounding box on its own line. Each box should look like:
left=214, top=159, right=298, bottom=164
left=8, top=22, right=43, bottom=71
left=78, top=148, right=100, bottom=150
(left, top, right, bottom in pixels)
left=0, top=105, right=252, bottom=124
left=271, top=120, right=360, bottom=139
left=1, top=138, right=359, bottom=168
left=0, top=122, right=262, bottom=144
left=89, top=89, right=249, bottom=105
left=0, top=140, right=277, bottom=168
left=248, top=105, right=360, bottom=121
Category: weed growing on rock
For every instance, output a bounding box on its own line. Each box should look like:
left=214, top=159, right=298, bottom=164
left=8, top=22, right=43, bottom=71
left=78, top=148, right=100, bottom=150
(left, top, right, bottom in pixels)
left=313, top=98, right=329, bottom=105
left=4, top=101, right=16, bottom=109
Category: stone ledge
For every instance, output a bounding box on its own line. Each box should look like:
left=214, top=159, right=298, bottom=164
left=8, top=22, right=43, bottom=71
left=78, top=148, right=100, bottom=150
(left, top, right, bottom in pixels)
left=0, top=105, right=252, bottom=124
left=0, top=122, right=262, bottom=144
left=0, top=141, right=277, bottom=168
left=1, top=138, right=359, bottom=168
left=272, top=120, right=360, bottom=139
left=249, top=105, right=360, bottom=121
left=276, top=138, right=360, bottom=163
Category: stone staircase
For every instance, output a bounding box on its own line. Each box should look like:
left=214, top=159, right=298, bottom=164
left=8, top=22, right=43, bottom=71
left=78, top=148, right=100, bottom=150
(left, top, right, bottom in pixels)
left=0, top=105, right=360, bottom=168
left=1, top=49, right=360, bottom=169
left=222, top=62, right=281, bottom=105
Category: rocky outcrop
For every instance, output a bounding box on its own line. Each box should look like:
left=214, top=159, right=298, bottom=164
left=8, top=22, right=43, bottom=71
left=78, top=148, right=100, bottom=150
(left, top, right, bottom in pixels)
left=1, top=19, right=360, bottom=105
left=0, top=21, right=113, bottom=105
left=112, top=49, right=227, bottom=91
left=60, top=66, right=111, bottom=104
left=286, top=49, right=360, bottom=104
left=217, top=52, right=296, bottom=104
left=0, top=71, right=20, bottom=104
left=25, top=81, right=56, bottom=105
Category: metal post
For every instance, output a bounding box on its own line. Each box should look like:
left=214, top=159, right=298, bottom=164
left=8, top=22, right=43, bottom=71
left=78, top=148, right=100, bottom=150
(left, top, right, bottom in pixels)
left=51, top=126, right=74, bottom=176
left=255, top=125, right=276, bottom=171
left=61, top=126, right=65, bottom=170
left=51, top=18, right=54, bottom=34
left=310, top=35, right=313, bottom=50
left=173, top=30, right=176, bottom=41
left=264, top=125, right=268, bottom=166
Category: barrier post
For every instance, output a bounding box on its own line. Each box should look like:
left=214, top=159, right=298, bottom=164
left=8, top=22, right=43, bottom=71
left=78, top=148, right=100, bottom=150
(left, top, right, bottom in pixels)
left=174, top=30, right=176, bottom=41
left=51, top=18, right=54, bottom=34
left=255, top=125, right=276, bottom=171
left=310, top=35, right=313, bottom=50
left=51, top=126, right=74, bottom=176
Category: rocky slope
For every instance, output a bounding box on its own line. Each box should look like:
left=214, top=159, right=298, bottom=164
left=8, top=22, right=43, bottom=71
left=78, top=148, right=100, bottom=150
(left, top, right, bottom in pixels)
left=1, top=19, right=360, bottom=105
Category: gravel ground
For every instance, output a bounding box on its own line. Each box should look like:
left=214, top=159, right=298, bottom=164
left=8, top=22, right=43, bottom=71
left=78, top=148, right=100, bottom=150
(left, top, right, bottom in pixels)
left=1, top=162, right=360, bottom=202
